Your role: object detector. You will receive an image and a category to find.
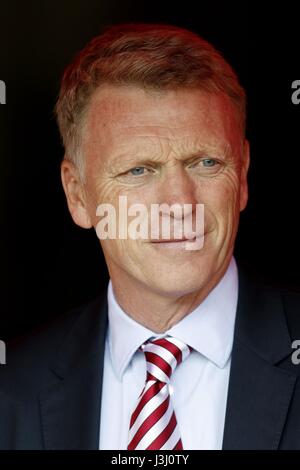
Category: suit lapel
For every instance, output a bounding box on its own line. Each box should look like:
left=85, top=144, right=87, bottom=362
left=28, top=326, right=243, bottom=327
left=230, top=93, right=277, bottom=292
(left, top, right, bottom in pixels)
left=39, top=294, right=108, bottom=450
left=222, top=272, right=297, bottom=449
left=37, top=271, right=297, bottom=449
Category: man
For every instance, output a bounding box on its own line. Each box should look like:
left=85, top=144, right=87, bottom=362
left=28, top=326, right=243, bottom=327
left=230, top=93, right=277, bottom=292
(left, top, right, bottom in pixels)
left=1, top=23, right=300, bottom=450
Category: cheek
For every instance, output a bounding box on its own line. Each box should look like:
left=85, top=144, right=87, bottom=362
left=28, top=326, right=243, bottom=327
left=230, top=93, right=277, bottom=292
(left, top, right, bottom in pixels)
left=217, top=181, right=242, bottom=237
left=100, top=237, right=147, bottom=278
left=85, top=179, right=122, bottom=226
left=100, top=238, right=132, bottom=269
left=198, top=175, right=241, bottom=221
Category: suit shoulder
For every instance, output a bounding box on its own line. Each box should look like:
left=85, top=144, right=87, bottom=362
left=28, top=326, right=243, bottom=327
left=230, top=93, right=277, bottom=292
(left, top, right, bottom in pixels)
left=256, top=281, right=300, bottom=339
left=281, top=289, right=300, bottom=340
left=0, top=293, right=107, bottom=399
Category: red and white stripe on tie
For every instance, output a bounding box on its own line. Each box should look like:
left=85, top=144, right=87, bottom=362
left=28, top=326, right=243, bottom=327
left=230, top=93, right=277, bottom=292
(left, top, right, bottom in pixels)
left=127, top=336, right=192, bottom=450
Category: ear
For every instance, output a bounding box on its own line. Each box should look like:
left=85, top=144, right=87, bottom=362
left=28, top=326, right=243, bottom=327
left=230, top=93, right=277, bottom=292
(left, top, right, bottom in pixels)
left=60, top=159, right=92, bottom=229
left=239, top=139, right=250, bottom=212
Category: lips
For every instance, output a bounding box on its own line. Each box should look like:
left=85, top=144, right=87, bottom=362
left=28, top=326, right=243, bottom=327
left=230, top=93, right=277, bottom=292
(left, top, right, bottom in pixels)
left=150, top=237, right=194, bottom=243
left=150, top=233, right=203, bottom=243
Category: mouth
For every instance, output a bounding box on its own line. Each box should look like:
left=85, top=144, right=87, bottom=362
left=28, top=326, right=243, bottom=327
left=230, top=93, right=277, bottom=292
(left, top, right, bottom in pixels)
left=150, top=235, right=204, bottom=249
left=151, top=237, right=191, bottom=243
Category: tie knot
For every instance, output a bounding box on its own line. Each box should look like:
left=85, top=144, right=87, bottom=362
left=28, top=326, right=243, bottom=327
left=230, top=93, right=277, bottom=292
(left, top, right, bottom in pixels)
left=140, top=336, right=192, bottom=383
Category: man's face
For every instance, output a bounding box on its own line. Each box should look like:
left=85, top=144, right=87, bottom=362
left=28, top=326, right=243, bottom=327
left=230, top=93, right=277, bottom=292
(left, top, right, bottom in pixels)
left=70, top=85, right=249, bottom=298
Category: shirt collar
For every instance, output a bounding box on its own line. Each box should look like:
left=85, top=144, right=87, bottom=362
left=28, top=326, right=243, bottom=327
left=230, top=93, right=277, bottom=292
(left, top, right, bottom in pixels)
left=107, top=257, right=238, bottom=380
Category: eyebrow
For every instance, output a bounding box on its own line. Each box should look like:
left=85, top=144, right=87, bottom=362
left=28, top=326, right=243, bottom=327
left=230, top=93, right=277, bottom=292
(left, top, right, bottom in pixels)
left=107, top=142, right=232, bottom=172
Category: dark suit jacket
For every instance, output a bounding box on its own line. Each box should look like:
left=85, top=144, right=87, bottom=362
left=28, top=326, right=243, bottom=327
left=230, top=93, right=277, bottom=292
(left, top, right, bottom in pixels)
left=1, top=271, right=300, bottom=450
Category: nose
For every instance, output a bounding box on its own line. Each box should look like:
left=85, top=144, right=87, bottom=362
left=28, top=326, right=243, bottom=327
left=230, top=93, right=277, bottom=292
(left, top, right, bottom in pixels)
left=157, top=163, right=198, bottom=217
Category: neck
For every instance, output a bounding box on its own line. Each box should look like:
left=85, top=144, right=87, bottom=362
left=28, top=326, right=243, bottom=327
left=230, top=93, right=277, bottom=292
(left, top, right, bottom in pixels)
left=108, top=266, right=227, bottom=333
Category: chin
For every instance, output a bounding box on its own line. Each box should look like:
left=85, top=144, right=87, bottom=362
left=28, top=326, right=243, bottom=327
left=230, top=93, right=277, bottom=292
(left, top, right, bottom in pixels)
left=145, top=270, right=210, bottom=298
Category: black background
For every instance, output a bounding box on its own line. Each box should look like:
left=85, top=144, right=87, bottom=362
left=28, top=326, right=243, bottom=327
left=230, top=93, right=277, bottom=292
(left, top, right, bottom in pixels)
left=1, top=1, right=299, bottom=340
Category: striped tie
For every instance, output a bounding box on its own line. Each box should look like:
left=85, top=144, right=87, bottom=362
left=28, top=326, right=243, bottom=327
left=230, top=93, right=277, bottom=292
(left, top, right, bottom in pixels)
left=127, top=336, right=192, bottom=450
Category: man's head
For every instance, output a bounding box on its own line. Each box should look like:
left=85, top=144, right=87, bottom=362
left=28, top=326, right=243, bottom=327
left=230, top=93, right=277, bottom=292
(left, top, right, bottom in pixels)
left=56, top=23, right=249, bottom=308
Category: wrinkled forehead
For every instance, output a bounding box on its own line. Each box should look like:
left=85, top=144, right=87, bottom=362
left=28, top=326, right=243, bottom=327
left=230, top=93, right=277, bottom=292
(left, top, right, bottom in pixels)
left=82, top=85, right=243, bottom=161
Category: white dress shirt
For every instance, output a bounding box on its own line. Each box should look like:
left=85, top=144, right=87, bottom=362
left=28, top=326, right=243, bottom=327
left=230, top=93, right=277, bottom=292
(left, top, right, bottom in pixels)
left=99, top=257, right=238, bottom=450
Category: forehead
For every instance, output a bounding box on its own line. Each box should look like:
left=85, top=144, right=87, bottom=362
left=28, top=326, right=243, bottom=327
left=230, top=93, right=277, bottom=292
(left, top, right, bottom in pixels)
left=83, top=85, right=242, bottom=160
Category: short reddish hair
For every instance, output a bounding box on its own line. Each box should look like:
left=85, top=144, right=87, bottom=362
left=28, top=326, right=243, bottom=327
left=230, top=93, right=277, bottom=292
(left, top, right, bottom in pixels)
left=55, top=23, right=246, bottom=173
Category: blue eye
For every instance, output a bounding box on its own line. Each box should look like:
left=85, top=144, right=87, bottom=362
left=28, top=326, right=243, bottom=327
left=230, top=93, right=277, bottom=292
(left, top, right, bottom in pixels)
left=130, top=167, right=146, bottom=176
left=202, top=159, right=216, bottom=167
